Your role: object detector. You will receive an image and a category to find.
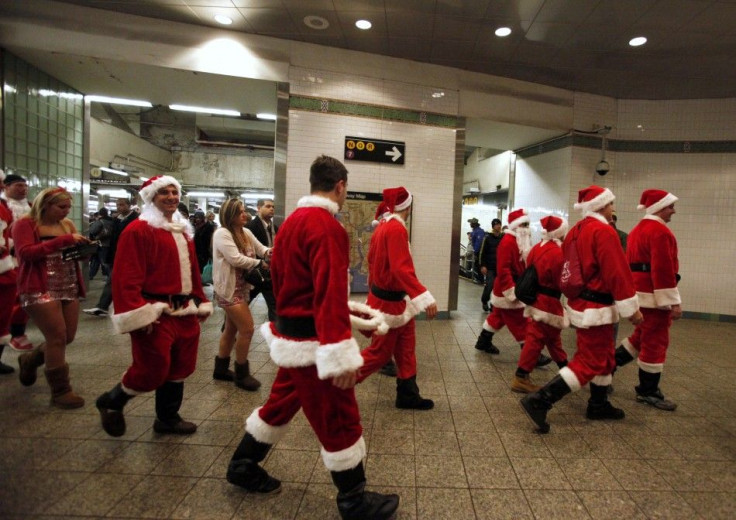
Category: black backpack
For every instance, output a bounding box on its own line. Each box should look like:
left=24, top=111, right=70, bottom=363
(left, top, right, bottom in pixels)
left=515, top=264, right=540, bottom=305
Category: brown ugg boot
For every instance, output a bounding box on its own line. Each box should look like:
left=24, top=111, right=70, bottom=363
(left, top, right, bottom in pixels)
left=18, top=344, right=45, bottom=386
left=44, top=364, right=85, bottom=409
left=234, top=361, right=261, bottom=391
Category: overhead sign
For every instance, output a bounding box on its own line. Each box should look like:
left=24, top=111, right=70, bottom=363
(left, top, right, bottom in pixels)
left=344, top=136, right=405, bottom=165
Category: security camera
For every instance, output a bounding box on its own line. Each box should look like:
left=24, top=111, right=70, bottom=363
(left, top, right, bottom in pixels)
left=595, top=160, right=610, bottom=176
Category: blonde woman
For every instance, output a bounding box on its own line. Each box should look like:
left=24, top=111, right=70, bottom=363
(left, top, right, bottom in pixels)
left=212, top=199, right=270, bottom=390
left=13, top=187, right=90, bottom=408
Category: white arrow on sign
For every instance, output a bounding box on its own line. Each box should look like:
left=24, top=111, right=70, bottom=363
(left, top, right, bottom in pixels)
left=385, top=146, right=402, bottom=162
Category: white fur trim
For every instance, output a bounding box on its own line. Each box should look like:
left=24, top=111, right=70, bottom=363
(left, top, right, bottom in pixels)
left=261, top=322, right=320, bottom=368
left=0, top=255, right=14, bottom=274
left=502, top=286, right=518, bottom=302
left=524, top=306, right=569, bottom=329
left=591, top=374, right=613, bottom=386
left=574, top=188, right=615, bottom=213
left=384, top=213, right=406, bottom=227
left=246, top=407, right=289, bottom=444
left=616, top=295, right=639, bottom=319
left=508, top=215, right=530, bottom=230
left=653, top=288, right=681, bottom=307
left=582, top=211, right=609, bottom=224
left=410, top=290, right=436, bottom=314
left=382, top=305, right=416, bottom=329
left=120, top=382, right=144, bottom=396
left=172, top=232, right=193, bottom=295
left=639, top=192, right=678, bottom=215
left=394, top=192, right=412, bottom=211
left=621, top=338, right=639, bottom=358
left=321, top=436, right=366, bottom=471
left=491, top=292, right=525, bottom=309
left=111, top=302, right=167, bottom=334
left=636, top=291, right=657, bottom=309
left=139, top=204, right=194, bottom=239
left=638, top=359, right=664, bottom=374
left=482, top=321, right=497, bottom=333
left=558, top=367, right=582, bottom=392
left=0, top=334, right=11, bottom=344
left=315, top=338, right=364, bottom=380
left=348, top=301, right=389, bottom=335
left=564, top=303, right=618, bottom=329
left=139, top=175, right=181, bottom=204
left=541, top=218, right=568, bottom=240
left=297, top=195, right=339, bottom=215
left=197, top=301, right=214, bottom=317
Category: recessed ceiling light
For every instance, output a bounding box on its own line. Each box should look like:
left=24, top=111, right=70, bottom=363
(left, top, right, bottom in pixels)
left=214, top=14, right=233, bottom=25
left=304, top=15, right=329, bottom=30
left=355, top=19, right=372, bottom=30
left=629, top=36, right=647, bottom=47
left=85, top=95, right=153, bottom=107
left=256, top=113, right=277, bottom=121
left=495, top=27, right=512, bottom=37
left=169, top=104, right=240, bottom=117
left=432, top=91, right=445, bottom=98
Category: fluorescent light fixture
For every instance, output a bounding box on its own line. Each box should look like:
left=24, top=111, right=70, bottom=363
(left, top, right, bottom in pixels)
left=214, top=14, right=233, bottom=25
left=241, top=192, right=274, bottom=200
left=256, top=113, right=277, bottom=121
left=431, top=91, right=445, bottom=98
left=169, top=104, right=240, bottom=117
left=97, top=189, right=130, bottom=198
left=186, top=191, right=226, bottom=198
left=495, top=27, right=512, bottom=37
left=629, top=36, right=647, bottom=47
left=85, top=95, right=153, bottom=107
left=4, top=84, right=17, bottom=94
left=99, top=166, right=128, bottom=176
left=355, top=19, right=372, bottom=30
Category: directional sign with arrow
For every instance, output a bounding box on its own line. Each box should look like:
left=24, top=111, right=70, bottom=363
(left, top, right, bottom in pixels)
left=344, top=136, right=406, bottom=165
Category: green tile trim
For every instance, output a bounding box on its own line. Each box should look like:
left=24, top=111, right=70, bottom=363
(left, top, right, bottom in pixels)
left=289, top=95, right=458, bottom=128
left=682, top=311, right=736, bottom=323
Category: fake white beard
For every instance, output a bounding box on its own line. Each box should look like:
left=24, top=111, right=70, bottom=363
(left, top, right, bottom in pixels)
left=515, top=227, right=533, bottom=262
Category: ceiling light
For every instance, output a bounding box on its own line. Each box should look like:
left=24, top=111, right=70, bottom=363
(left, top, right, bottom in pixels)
left=303, top=15, right=329, bottom=30
left=214, top=14, right=232, bottom=25
left=97, top=189, right=130, bottom=198
left=186, top=191, right=226, bottom=198
left=169, top=104, right=240, bottom=117
left=256, top=113, right=277, bottom=121
left=241, top=192, right=274, bottom=199
left=629, top=36, right=647, bottom=47
left=495, top=27, right=512, bottom=37
left=85, top=95, right=153, bottom=107
left=432, top=91, right=445, bottom=98
left=355, top=19, right=372, bottom=30
left=99, top=166, right=128, bottom=176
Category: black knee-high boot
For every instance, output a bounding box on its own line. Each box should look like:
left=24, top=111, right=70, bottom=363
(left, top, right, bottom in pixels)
left=614, top=345, right=635, bottom=370
left=475, top=329, right=499, bottom=354
left=396, top=375, right=433, bottom=410
left=635, top=369, right=677, bottom=411
left=520, top=375, right=572, bottom=433
left=586, top=383, right=625, bottom=420
left=331, top=461, right=399, bottom=520
left=153, top=381, right=197, bottom=434
left=227, top=432, right=281, bottom=493
left=96, top=383, right=134, bottom=437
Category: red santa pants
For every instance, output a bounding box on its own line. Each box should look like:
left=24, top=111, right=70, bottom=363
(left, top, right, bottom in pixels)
left=626, top=308, right=672, bottom=369
left=258, top=365, right=362, bottom=454
left=518, top=320, right=568, bottom=373
left=121, top=314, right=200, bottom=393
left=0, top=277, right=16, bottom=340
left=567, top=324, right=616, bottom=386
left=486, top=307, right=528, bottom=343
left=358, top=319, right=416, bottom=382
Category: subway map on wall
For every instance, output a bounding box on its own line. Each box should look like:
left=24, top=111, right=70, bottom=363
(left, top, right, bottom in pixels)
left=338, top=192, right=382, bottom=294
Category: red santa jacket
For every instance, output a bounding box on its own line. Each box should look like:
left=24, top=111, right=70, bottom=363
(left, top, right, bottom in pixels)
left=12, top=217, right=85, bottom=298
left=523, top=239, right=569, bottom=329
left=0, top=199, right=16, bottom=279
left=261, top=195, right=363, bottom=380
left=365, top=215, right=435, bottom=328
left=626, top=215, right=680, bottom=309
left=111, top=208, right=212, bottom=334
left=491, top=231, right=525, bottom=309
left=564, top=213, right=638, bottom=328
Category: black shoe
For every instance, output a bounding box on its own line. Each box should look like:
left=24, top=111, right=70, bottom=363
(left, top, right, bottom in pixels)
left=475, top=330, right=499, bottom=354
left=636, top=389, right=677, bottom=411
left=536, top=353, right=553, bottom=367
left=586, top=400, right=625, bottom=420
left=520, top=375, right=572, bottom=434
left=153, top=416, right=197, bottom=434
left=482, top=302, right=489, bottom=312
left=396, top=376, right=434, bottom=410
left=379, top=360, right=397, bottom=377
left=227, top=459, right=282, bottom=494
left=332, top=462, right=399, bottom=520
left=96, top=384, right=133, bottom=437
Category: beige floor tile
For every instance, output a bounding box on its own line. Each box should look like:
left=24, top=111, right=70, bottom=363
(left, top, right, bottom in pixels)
left=510, top=457, right=572, bottom=490
left=415, top=454, right=468, bottom=488
left=470, top=488, right=534, bottom=519
left=680, top=491, right=736, bottom=520
left=576, top=490, right=646, bottom=520
left=463, top=456, right=519, bottom=489
left=107, top=475, right=198, bottom=518
left=416, top=487, right=475, bottom=520
left=628, top=490, right=700, bottom=520
left=524, top=489, right=592, bottom=519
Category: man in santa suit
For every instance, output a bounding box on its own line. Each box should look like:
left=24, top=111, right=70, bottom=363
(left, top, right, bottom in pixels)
left=512, top=216, right=570, bottom=393
left=95, top=175, right=212, bottom=437
left=613, top=189, right=681, bottom=411
left=358, top=186, right=438, bottom=410
left=522, top=186, right=643, bottom=433
left=226, top=156, right=399, bottom=520
left=475, top=208, right=552, bottom=366
left=0, top=170, right=19, bottom=373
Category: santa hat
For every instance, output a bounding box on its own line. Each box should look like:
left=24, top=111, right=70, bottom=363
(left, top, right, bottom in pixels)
left=637, top=189, right=678, bottom=215
left=507, top=208, right=530, bottom=230
left=382, top=186, right=412, bottom=213
left=139, top=175, right=182, bottom=204
left=371, top=201, right=391, bottom=228
left=540, top=215, right=568, bottom=240
left=574, top=185, right=615, bottom=213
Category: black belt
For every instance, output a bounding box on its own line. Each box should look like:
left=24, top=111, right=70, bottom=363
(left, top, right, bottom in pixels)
left=275, top=316, right=317, bottom=338
left=370, top=285, right=406, bottom=302
left=538, top=286, right=562, bottom=299
left=630, top=263, right=651, bottom=272
left=142, top=292, right=193, bottom=310
left=578, top=289, right=614, bottom=305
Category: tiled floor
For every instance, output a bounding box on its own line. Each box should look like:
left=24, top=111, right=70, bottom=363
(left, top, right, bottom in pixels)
left=1, top=278, right=734, bottom=519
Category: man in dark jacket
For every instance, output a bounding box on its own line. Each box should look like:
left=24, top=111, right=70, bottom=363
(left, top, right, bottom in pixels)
left=246, top=198, right=278, bottom=321
left=193, top=210, right=216, bottom=276
left=479, top=218, right=504, bottom=311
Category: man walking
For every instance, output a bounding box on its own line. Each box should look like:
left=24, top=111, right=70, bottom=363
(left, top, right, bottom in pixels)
left=614, top=189, right=681, bottom=411
left=246, top=198, right=277, bottom=321
left=0, top=170, right=18, bottom=373
left=226, top=156, right=399, bottom=520
left=479, top=218, right=504, bottom=311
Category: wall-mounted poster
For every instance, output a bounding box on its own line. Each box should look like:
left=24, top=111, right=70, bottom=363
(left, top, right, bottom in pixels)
left=338, top=191, right=382, bottom=294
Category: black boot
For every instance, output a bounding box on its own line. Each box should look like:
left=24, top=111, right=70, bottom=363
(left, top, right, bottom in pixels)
left=213, top=356, right=234, bottom=381
left=395, top=375, right=434, bottom=410
left=474, top=329, right=499, bottom=354
left=586, top=383, right=625, bottom=420
left=331, top=462, right=399, bottom=520
left=379, top=359, right=397, bottom=377
left=556, top=359, right=568, bottom=369
left=635, top=369, right=677, bottom=411
left=536, top=353, right=553, bottom=367
left=227, top=432, right=282, bottom=493
left=234, top=360, right=261, bottom=391
left=0, top=345, right=14, bottom=374
left=520, top=375, right=571, bottom=434
left=96, top=383, right=134, bottom=437
left=153, top=381, right=197, bottom=434
left=614, top=345, right=635, bottom=370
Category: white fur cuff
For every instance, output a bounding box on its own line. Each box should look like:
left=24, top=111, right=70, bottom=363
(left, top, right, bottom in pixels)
left=349, top=301, right=389, bottom=335
left=638, top=359, right=664, bottom=374
left=654, top=287, right=681, bottom=307
left=197, top=301, right=214, bottom=317
left=112, top=302, right=167, bottom=334
left=261, top=322, right=320, bottom=368
left=558, top=367, right=582, bottom=392
left=246, top=407, right=289, bottom=445
left=616, top=295, right=639, bottom=319
left=410, top=291, right=436, bottom=314
left=315, top=338, right=364, bottom=380
left=524, top=306, right=569, bottom=329
left=0, top=255, right=14, bottom=274
left=621, top=338, right=639, bottom=358
left=491, top=292, right=524, bottom=310
left=321, top=436, right=366, bottom=471
left=591, top=374, right=613, bottom=386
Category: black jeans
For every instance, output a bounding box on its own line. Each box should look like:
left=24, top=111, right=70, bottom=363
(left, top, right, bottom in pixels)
left=481, top=270, right=496, bottom=305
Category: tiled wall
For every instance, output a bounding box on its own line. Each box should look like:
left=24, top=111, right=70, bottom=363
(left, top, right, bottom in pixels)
left=286, top=68, right=458, bottom=310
